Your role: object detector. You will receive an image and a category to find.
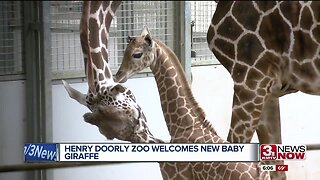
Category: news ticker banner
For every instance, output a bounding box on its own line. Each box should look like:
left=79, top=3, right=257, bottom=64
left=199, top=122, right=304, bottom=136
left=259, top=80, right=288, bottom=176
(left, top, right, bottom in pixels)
left=24, top=143, right=258, bottom=162
left=24, top=143, right=306, bottom=162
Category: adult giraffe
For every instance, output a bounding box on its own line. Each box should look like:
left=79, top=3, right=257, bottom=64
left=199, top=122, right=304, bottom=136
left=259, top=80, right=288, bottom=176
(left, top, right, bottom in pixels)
left=207, top=1, right=320, bottom=179
left=62, top=1, right=160, bottom=143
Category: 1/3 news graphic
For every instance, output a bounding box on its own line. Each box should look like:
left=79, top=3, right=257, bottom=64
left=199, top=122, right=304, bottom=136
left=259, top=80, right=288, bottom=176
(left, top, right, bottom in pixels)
left=24, top=144, right=57, bottom=162
left=259, top=144, right=306, bottom=172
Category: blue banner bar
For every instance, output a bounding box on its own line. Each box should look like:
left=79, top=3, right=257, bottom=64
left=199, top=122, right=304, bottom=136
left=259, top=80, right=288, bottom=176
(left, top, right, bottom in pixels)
left=24, top=143, right=57, bottom=162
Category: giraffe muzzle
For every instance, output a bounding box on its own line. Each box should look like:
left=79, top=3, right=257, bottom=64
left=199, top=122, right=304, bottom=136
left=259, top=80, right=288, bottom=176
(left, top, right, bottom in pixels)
left=114, top=70, right=128, bottom=83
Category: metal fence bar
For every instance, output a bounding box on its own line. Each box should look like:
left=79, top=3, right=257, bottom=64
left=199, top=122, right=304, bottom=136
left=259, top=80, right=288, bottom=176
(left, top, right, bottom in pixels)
left=306, top=144, right=320, bottom=151
left=0, top=162, right=128, bottom=173
left=178, top=1, right=192, bottom=83
left=190, top=1, right=218, bottom=66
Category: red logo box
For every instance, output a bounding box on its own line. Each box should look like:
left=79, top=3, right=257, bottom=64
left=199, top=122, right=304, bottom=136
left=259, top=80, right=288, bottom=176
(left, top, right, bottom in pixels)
left=276, top=164, right=288, bottom=171
left=260, top=144, right=277, bottom=160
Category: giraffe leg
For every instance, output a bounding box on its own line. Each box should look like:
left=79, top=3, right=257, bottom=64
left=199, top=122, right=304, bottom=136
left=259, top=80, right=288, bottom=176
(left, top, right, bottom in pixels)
left=227, top=85, right=286, bottom=179
left=256, top=96, right=286, bottom=180
left=227, top=85, right=264, bottom=143
left=256, top=96, right=281, bottom=144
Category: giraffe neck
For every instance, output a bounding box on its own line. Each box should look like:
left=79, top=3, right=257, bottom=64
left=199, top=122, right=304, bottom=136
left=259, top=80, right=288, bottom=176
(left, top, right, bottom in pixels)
left=150, top=40, right=219, bottom=141
left=81, top=1, right=121, bottom=94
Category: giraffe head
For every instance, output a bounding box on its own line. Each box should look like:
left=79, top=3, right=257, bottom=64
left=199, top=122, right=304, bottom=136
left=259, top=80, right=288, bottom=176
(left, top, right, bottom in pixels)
left=62, top=80, right=162, bottom=143
left=115, top=26, right=156, bottom=83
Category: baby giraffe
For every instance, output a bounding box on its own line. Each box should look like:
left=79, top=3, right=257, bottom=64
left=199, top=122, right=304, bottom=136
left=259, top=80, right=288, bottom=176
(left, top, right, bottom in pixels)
left=115, top=27, right=270, bottom=180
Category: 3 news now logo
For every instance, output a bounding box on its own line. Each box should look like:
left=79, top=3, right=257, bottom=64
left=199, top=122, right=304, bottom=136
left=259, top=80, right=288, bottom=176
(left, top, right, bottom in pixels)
left=260, top=144, right=306, bottom=160
left=24, top=143, right=57, bottom=162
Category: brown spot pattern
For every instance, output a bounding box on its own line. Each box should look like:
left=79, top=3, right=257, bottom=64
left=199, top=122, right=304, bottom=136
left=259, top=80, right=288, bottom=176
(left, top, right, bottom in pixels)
left=217, top=16, right=243, bottom=41
left=90, top=2, right=102, bottom=14
left=247, top=68, right=264, bottom=82
left=215, top=38, right=235, bottom=59
left=313, top=25, right=320, bottom=43
left=89, top=18, right=99, bottom=49
left=256, top=1, right=276, bottom=12
left=102, top=1, right=109, bottom=11
left=279, top=1, right=300, bottom=27
left=259, top=9, right=291, bottom=53
left=232, top=63, right=248, bottom=83
left=301, top=6, right=313, bottom=30
left=255, top=52, right=280, bottom=75
left=207, top=27, right=215, bottom=45
left=105, top=13, right=113, bottom=32
left=238, top=34, right=264, bottom=65
left=90, top=52, right=104, bottom=69
left=232, top=1, right=260, bottom=31
left=237, top=88, right=256, bottom=102
left=299, top=62, right=317, bottom=81
left=211, top=42, right=234, bottom=72
left=314, top=58, right=320, bottom=72
left=311, top=2, right=320, bottom=22
left=291, top=30, right=317, bottom=60
left=211, top=1, right=233, bottom=25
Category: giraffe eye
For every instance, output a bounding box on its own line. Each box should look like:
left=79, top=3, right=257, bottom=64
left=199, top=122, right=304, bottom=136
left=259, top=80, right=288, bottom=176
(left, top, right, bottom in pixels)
left=132, top=52, right=143, bottom=59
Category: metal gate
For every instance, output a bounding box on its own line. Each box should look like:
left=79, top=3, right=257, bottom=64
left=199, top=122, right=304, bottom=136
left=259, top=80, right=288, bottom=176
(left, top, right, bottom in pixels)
left=0, top=1, right=23, bottom=80
left=50, top=1, right=175, bottom=80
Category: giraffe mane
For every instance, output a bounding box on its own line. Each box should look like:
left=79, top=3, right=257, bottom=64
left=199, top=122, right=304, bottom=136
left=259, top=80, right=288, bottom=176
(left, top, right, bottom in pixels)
left=202, top=119, right=217, bottom=135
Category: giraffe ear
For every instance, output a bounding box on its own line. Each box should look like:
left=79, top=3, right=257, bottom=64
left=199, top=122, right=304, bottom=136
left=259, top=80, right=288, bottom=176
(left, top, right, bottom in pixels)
left=140, top=26, right=151, bottom=37
left=62, top=80, right=87, bottom=106
left=127, top=36, right=134, bottom=43
left=83, top=112, right=99, bottom=125
left=110, top=84, right=126, bottom=96
left=144, top=34, right=152, bottom=47
left=140, top=26, right=153, bottom=47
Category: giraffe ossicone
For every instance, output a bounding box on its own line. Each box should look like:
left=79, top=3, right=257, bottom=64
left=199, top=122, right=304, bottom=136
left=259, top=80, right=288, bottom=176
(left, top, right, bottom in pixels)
left=115, top=26, right=270, bottom=180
